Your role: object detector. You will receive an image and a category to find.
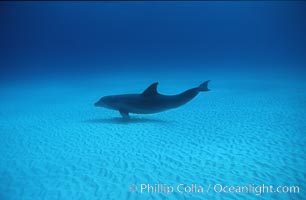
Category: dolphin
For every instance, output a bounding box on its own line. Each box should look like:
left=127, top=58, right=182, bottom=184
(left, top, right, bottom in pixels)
left=94, top=80, right=210, bottom=119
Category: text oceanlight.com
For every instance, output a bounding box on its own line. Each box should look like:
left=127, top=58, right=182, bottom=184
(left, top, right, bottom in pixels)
left=128, top=183, right=300, bottom=196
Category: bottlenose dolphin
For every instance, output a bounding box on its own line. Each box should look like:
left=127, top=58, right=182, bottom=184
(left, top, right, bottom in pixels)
left=94, top=81, right=210, bottom=119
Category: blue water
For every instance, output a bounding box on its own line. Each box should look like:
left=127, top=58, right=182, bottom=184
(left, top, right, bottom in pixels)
left=0, top=2, right=305, bottom=200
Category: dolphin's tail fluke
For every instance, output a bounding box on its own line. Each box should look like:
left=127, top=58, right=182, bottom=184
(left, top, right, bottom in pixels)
left=198, top=80, right=210, bottom=92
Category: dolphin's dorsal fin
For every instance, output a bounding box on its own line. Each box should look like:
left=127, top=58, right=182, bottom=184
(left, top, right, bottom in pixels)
left=142, top=82, right=159, bottom=96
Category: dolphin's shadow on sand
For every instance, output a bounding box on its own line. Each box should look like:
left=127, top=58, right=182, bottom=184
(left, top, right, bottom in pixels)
left=84, top=117, right=170, bottom=124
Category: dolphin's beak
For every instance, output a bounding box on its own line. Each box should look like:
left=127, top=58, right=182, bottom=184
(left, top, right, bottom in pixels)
left=94, top=102, right=99, bottom=107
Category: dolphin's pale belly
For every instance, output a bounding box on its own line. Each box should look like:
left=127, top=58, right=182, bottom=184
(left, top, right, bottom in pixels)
left=123, top=103, right=169, bottom=114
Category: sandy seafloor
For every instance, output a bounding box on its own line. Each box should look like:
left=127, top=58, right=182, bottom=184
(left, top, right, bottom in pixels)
left=0, top=71, right=305, bottom=200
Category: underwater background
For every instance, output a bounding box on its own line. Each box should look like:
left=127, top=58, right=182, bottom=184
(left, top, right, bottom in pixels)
left=0, top=1, right=305, bottom=200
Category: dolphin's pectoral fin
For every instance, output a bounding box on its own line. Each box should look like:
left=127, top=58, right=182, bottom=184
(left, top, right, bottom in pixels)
left=119, top=109, right=130, bottom=119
